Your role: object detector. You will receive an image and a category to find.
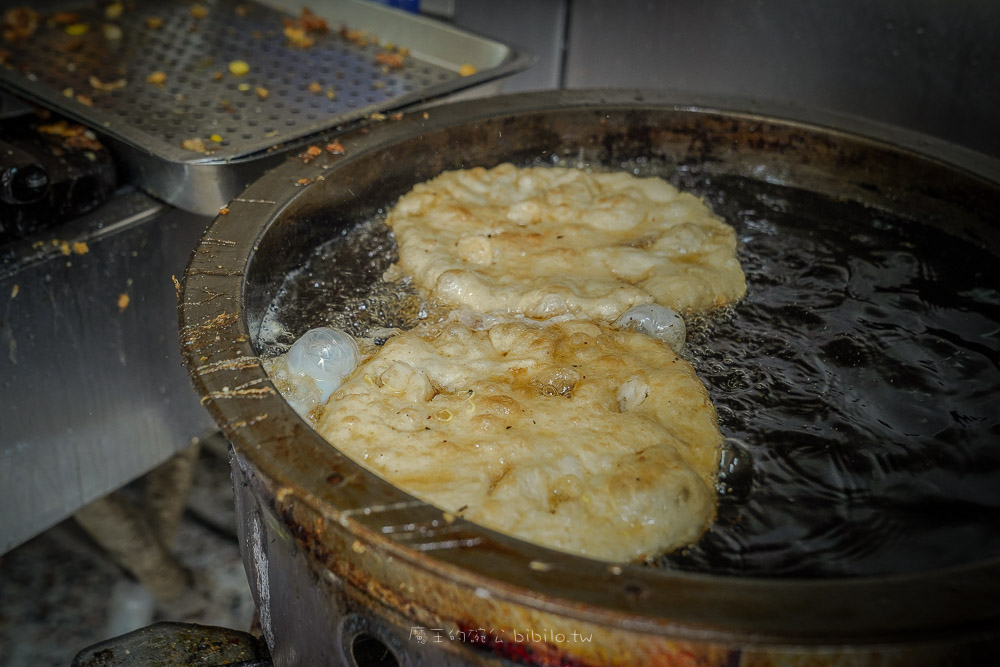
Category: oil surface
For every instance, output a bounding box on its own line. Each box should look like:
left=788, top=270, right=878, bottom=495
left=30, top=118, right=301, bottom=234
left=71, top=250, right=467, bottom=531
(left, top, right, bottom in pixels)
left=260, top=170, right=1000, bottom=578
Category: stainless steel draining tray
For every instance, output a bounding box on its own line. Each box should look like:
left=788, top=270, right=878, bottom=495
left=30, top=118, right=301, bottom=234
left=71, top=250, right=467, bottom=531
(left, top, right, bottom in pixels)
left=0, top=0, right=532, bottom=213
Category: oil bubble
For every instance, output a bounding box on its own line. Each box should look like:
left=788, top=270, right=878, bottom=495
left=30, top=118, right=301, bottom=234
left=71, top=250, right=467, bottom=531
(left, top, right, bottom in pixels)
left=716, top=437, right=753, bottom=500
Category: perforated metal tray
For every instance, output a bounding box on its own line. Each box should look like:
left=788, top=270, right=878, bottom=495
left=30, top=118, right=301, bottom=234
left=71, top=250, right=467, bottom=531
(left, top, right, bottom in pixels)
left=0, top=0, right=531, bottom=212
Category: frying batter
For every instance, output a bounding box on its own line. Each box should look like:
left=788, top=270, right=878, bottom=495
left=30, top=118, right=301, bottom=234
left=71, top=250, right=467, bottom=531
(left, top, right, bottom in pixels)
left=315, top=313, right=722, bottom=562
left=385, top=163, right=746, bottom=320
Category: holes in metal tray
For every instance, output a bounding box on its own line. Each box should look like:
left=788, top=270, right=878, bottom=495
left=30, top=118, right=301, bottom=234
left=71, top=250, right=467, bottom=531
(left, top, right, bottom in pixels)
left=5, top=0, right=469, bottom=158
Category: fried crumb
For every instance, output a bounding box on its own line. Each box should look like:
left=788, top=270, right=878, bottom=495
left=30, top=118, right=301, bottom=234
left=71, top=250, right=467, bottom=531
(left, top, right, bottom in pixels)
left=283, top=25, right=313, bottom=49
left=190, top=4, right=209, bottom=19
left=105, top=3, right=124, bottom=20
left=297, top=8, right=328, bottom=33
left=375, top=51, right=404, bottom=69
left=306, top=145, right=322, bottom=157
left=72, top=241, right=89, bottom=255
left=218, top=207, right=230, bottom=216
left=212, top=71, right=224, bottom=81
left=459, top=63, right=477, bottom=77
left=338, top=26, right=375, bottom=47
left=228, top=60, right=250, bottom=76
left=390, top=112, right=403, bottom=121
left=89, top=75, right=126, bottom=91
left=307, top=81, right=323, bottom=94
left=296, top=177, right=312, bottom=186
left=182, top=137, right=207, bottom=152
left=117, top=293, right=130, bottom=312
left=64, top=22, right=89, bottom=36
left=255, top=86, right=268, bottom=99
left=325, top=140, right=345, bottom=154
left=2, top=7, right=40, bottom=42
left=146, top=71, right=167, bottom=86
left=146, top=17, right=163, bottom=30
left=171, top=274, right=182, bottom=296
left=10, top=284, right=19, bottom=299
left=76, top=94, right=93, bottom=106
left=36, top=120, right=103, bottom=150
left=63, top=37, right=85, bottom=52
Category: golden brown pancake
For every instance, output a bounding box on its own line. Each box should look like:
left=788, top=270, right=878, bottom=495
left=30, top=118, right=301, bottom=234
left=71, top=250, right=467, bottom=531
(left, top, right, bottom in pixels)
left=316, top=314, right=722, bottom=562
left=386, top=163, right=746, bottom=319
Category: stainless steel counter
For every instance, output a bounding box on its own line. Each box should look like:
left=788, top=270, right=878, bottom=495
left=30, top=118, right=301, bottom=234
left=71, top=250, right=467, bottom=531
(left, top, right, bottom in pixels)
left=0, top=192, right=215, bottom=552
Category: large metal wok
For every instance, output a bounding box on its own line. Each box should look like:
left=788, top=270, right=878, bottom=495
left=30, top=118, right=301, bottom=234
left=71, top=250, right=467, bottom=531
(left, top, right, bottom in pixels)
left=179, top=90, right=1000, bottom=666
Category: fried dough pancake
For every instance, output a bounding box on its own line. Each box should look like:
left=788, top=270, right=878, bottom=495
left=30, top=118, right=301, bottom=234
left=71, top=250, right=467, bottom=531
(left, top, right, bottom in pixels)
left=316, top=315, right=721, bottom=562
left=386, top=163, right=746, bottom=319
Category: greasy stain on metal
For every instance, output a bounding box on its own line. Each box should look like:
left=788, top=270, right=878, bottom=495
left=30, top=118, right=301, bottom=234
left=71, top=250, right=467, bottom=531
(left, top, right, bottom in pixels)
left=224, top=413, right=269, bottom=431
left=200, top=386, right=275, bottom=404
left=381, top=523, right=469, bottom=544
left=407, top=538, right=484, bottom=552
left=196, top=355, right=262, bottom=374
left=181, top=311, right=240, bottom=347
left=186, top=268, right=245, bottom=277
left=201, top=237, right=239, bottom=247
left=232, top=197, right=278, bottom=205
left=341, top=500, right=425, bottom=518
left=186, top=286, right=228, bottom=307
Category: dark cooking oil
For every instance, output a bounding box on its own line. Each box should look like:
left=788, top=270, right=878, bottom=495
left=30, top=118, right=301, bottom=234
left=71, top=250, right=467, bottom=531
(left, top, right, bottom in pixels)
left=665, top=174, right=1000, bottom=577
left=260, top=170, right=1000, bottom=579
left=258, top=214, right=428, bottom=357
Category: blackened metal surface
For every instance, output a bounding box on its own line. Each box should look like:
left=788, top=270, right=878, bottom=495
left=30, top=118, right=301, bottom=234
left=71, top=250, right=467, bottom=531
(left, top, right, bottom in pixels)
left=181, top=90, right=1000, bottom=664
left=0, top=113, right=116, bottom=243
left=71, top=621, right=272, bottom=667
